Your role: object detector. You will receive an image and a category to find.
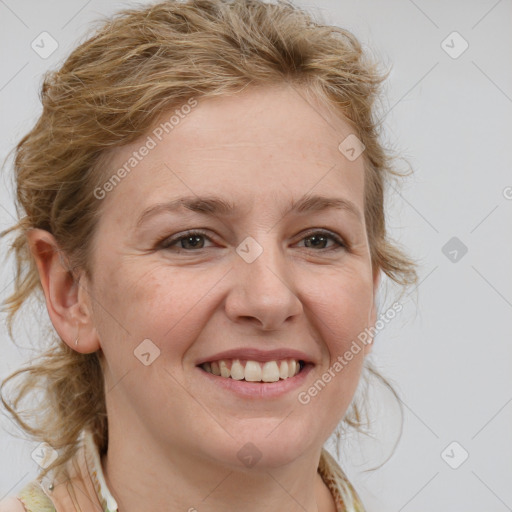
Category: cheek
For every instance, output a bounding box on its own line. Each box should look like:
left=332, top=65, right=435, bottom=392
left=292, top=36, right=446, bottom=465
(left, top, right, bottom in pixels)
left=307, top=282, right=371, bottom=424
left=95, top=264, right=221, bottom=358
left=305, top=270, right=374, bottom=351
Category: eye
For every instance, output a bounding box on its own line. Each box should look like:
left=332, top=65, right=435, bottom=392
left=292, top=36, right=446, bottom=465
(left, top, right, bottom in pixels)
left=158, top=230, right=214, bottom=251
left=297, top=230, right=346, bottom=251
left=157, top=229, right=347, bottom=252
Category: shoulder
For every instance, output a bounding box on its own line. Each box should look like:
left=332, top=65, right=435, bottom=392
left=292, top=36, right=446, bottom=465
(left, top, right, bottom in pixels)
left=0, top=480, right=56, bottom=512
left=0, top=496, right=26, bottom=512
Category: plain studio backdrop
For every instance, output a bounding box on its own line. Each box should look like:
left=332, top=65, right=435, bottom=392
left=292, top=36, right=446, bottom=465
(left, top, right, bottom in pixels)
left=0, top=1, right=511, bottom=510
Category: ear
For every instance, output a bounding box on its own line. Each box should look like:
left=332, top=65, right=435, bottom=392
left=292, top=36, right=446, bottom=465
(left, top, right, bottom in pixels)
left=363, top=266, right=381, bottom=356
left=26, top=228, right=100, bottom=354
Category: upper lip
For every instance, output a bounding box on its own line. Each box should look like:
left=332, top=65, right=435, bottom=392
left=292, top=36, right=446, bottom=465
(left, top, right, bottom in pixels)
left=195, top=348, right=316, bottom=366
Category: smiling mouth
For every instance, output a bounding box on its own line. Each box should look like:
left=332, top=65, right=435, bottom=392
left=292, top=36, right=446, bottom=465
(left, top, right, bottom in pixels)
left=199, top=358, right=306, bottom=383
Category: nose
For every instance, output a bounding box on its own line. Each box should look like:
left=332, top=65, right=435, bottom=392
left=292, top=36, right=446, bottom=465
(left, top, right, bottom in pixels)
left=224, top=237, right=303, bottom=331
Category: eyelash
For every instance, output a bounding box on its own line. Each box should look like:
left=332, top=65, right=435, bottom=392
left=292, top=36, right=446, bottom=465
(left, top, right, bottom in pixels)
left=157, top=229, right=347, bottom=252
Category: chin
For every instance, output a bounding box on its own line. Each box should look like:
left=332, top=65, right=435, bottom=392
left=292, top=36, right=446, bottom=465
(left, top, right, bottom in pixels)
left=216, top=421, right=320, bottom=471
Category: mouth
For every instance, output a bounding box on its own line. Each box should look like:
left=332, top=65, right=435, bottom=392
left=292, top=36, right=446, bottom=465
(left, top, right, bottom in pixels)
left=198, top=358, right=308, bottom=383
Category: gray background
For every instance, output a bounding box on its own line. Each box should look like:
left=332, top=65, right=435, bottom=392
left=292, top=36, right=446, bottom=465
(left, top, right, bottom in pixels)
left=1, top=1, right=511, bottom=510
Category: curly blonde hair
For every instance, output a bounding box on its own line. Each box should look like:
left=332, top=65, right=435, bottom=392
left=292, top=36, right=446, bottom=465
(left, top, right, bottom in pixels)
left=1, top=0, right=417, bottom=506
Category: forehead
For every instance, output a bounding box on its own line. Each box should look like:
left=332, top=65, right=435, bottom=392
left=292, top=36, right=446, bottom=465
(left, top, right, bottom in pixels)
left=97, top=83, right=365, bottom=220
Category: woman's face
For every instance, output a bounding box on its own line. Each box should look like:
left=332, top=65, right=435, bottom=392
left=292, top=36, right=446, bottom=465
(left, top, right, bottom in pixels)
left=86, top=83, right=378, bottom=469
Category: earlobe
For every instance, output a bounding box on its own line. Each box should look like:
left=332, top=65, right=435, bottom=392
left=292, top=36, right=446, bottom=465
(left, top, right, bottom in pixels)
left=26, top=228, right=100, bottom=354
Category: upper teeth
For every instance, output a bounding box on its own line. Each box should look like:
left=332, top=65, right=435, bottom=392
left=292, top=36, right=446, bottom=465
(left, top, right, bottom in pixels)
left=202, top=359, right=302, bottom=382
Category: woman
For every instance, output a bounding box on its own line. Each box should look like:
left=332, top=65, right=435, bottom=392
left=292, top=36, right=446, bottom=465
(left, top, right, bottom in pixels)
left=0, top=0, right=417, bottom=510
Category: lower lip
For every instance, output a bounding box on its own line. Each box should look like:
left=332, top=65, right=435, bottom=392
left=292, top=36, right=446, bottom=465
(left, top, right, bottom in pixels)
left=196, top=364, right=314, bottom=399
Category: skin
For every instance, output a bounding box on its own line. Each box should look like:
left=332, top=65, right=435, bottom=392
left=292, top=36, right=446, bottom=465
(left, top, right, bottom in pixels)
left=28, top=82, right=380, bottom=512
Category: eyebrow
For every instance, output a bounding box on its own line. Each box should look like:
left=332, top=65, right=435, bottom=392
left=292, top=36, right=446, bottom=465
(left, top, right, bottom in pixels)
left=135, top=193, right=363, bottom=228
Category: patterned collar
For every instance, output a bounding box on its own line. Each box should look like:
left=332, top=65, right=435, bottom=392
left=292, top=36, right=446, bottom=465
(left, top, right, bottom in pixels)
left=37, top=429, right=119, bottom=512
left=81, top=430, right=119, bottom=512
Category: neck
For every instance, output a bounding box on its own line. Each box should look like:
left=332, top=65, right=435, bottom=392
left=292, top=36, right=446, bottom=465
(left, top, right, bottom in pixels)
left=101, top=424, right=337, bottom=512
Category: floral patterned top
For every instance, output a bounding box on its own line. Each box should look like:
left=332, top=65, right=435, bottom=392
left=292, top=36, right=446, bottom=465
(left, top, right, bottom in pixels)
left=2, top=430, right=365, bottom=512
